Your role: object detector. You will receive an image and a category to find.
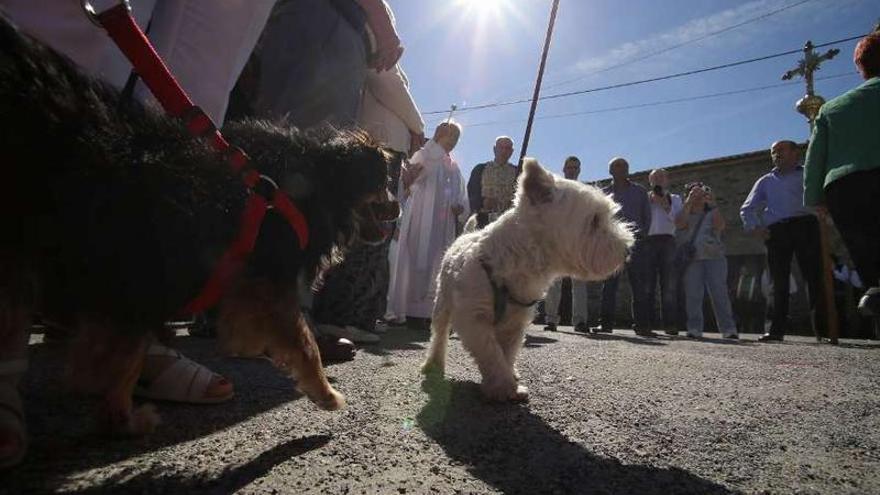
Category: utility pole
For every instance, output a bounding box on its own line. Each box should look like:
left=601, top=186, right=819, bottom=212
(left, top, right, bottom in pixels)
left=518, top=0, right=560, bottom=168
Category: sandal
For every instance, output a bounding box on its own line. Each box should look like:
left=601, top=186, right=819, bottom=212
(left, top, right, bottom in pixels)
left=134, top=344, right=234, bottom=404
left=0, top=358, right=27, bottom=469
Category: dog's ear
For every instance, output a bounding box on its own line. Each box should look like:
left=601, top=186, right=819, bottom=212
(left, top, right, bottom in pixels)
left=520, top=158, right=554, bottom=205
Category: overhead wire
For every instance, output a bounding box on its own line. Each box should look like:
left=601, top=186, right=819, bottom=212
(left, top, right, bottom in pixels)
left=541, top=0, right=819, bottom=91
left=431, top=72, right=858, bottom=128
left=422, top=33, right=867, bottom=116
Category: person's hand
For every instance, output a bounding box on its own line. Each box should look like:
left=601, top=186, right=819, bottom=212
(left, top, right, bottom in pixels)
left=752, top=226, right=770, bottom=240
left=358, top=0, right=404, bottom=71
left=401, top=162, right=423, bottom=188
left=483, top=197, right=498, bottom=212
left=368, top=19, right=403, bottom=71
left=408, top=131, right=426, bottom=157
left=815, top=204, right=830, bottom=219
left=451, top=204, right=464, bottom=217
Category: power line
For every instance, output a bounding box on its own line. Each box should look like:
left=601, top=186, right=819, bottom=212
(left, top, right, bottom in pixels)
left=423, top=33, right=867, bottom=116
left=543, top=0, right=818, bottom=91
left=428, top=72, right=857, bottom=128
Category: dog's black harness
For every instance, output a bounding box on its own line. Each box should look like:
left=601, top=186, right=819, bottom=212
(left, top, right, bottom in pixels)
left=480, top=259, right=539, bottom=325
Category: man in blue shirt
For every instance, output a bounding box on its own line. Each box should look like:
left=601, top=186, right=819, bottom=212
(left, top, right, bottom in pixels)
left=591, top=158, right=654, bottom=336
left=740, top=140, right=826, bottom=342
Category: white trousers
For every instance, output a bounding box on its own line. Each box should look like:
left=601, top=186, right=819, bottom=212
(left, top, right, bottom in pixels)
left=544, top=277, right=588, bottom=326
left=1, top=0, right=276, bottom=125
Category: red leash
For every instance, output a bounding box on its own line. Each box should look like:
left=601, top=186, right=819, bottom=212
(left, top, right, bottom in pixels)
left=83, top=1, right=309, bottom=315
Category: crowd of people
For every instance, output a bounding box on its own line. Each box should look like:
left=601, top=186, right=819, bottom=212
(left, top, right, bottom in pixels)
left=0, top=0, right=878, bottom=471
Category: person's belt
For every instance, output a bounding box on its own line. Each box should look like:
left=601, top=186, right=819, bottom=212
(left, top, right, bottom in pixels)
left=769, top=214, right=816, bottom=228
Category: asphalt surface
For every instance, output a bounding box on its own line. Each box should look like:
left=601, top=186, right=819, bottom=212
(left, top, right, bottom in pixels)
left=2, top=326, right=879, bottom=494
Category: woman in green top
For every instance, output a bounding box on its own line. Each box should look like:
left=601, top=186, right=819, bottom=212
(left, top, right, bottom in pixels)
left=803, top=32, right=880, bottom=314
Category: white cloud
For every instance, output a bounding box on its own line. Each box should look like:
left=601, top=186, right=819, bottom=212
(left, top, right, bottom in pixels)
left=569, top=0, right=849, bottom=76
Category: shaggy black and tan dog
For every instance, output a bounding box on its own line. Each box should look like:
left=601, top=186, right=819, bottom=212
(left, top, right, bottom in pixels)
left=0, top=16, right=394, bottom=433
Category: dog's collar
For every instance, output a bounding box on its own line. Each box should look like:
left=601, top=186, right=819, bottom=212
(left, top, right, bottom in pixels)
left=479, top=258, right=539, bottom=325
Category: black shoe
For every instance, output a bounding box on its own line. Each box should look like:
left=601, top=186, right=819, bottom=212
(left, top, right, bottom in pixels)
left=664, top=329, right=679, bottom=336
left=723, top=334, right=739, bottom=340
left=758, top=333, right=784, bottom=342
left=635, top=330, right=658, bottom=337
left=574, top=322, right=589, bottom=333
left=858, top=287, right=880, bottom=317
left=590, top=325, right=612, bottom=334
left=543, top=322, right=557, bottom=332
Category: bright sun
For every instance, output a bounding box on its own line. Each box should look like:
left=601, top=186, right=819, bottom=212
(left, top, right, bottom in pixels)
left=455, top=0, right=512, bottom=18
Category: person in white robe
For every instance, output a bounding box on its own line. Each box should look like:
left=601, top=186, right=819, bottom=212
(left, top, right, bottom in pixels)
left=387, top=122, right=468, bottom=321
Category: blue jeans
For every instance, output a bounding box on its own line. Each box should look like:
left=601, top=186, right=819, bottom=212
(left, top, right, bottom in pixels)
left=255, top=0, right=367, bottom=128
left=599, top=240, right=650, bottom=330
left=683, top=258, right=737, bottom=337
left=643, top=235, right=677, bottom=329
left=544, top=278, right=588, bottom=325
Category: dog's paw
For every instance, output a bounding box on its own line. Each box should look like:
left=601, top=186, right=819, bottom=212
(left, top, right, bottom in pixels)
left=315, top=388, right=346, bottom=411
left=511, top=385, right=529, bottom=403
left=420, top=360, right=445, bottom=377
left=130, top=404, right=161, bottom=434
left=102, top=403, right=161, bottom=436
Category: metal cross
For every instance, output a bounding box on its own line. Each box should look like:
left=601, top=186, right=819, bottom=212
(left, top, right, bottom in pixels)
left=781, top=41, right=839, bottom=126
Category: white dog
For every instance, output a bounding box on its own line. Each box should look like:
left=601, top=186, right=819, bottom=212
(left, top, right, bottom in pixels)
left=422, top=159, right=634, bottom=401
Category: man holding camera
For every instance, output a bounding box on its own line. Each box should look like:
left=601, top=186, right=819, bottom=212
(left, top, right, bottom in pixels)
left=740, top=140, right=827, bottom=342
left=645, top=169, right=684, bottom=335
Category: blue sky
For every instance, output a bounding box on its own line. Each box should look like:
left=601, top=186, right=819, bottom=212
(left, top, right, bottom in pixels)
left=388, top=0, right=875, bottom=182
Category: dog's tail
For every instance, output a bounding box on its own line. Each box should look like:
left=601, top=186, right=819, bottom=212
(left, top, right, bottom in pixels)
left=422, top=275, right=453, bottom=377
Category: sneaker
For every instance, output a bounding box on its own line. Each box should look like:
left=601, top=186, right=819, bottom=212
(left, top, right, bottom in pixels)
left=543, top=322, right=557, bottom=332
left=635, top=330, right=658, bottom=338
left=664, top=329, right=679, bottom=336
left=590, top=325, right=612, bottom=334
left=318, top=324, right=380, bottom=344
left=686, top=332, right=703, bottom=340
left=757, top=333, right=783, bottom=342
left=723, top=333, right=739, bottom=340
left=858, top=287, right=880, bottom=317
left=574, top=322, right=589, bottom=333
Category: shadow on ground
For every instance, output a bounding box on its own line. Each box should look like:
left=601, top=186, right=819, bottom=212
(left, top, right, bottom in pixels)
left=69, top=434, right=331, bottom=494
left=417, top=377, right=736, bottom=495
left=571, top=331, right=669, bottom=347
left=361, top=326, right=430, bottom=357
left=1, top=336, right=309, bottom=491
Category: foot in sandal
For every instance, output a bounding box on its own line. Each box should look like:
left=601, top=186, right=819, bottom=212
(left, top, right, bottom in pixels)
left=135, top=343, right=234, bottom=404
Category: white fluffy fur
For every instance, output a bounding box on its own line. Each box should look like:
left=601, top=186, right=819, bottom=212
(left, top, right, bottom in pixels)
left=422, top=159, right=634, bottom=401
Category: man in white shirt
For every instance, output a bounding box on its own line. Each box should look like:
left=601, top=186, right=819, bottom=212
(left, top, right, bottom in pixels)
left=644, top=169, right=683, bottom=335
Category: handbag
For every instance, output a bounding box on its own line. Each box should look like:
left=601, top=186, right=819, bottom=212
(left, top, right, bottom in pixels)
left=674, top=211, right=708, bottom=275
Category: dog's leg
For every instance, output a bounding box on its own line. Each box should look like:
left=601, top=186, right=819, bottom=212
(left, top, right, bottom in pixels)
left=269, top=307, right=345, bottom=411
left=68, top=322, right=158, bottom=435
left=496, top=322, right=529, bottom=399
left=421, top=282, right=453, bottom=377
left=219, top=281, right=344, bottom=410
left=456, top=319, right=526, bottom=402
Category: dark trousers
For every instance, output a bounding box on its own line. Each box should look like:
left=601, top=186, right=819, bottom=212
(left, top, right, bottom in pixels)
left=765, top=215, right=826, bottom=336
left=600, top=240, right=650, bottom=330
left=825, top=169, right=880, bottom=290
left=643, top=235, right=677, bottom=329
